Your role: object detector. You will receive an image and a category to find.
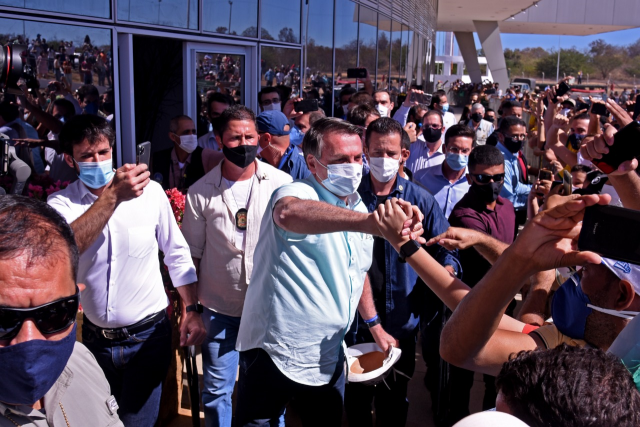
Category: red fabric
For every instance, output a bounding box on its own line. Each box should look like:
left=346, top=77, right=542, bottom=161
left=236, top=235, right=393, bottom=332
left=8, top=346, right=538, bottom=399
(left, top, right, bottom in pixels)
left=522, top=324, right=540, bottom=334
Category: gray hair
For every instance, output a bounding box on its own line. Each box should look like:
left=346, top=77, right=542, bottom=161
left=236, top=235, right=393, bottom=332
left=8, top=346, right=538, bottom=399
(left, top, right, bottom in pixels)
left=169, top=115, right=193, bottom=134
left=302, top=117, right=362, bottom=161
left=471, top=103, right=485, bottom=113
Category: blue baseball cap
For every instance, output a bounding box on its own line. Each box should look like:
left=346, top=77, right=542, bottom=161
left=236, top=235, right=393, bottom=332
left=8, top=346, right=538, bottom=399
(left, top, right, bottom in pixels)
left=256, top=110, right=290, bottom=136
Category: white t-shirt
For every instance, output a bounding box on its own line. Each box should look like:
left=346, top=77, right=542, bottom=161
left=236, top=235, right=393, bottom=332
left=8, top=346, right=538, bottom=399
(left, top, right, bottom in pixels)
left=223, top=177, right=253, bottom=250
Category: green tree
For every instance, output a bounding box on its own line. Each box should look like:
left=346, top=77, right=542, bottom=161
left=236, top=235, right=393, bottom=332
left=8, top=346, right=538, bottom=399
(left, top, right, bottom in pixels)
left=536, top=48, right=590, bottom=79
left=589, top=39, right=623, bottom=79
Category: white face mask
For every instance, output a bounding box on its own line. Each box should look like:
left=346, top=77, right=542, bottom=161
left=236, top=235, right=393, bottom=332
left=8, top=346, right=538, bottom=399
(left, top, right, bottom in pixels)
left=179, top=134, right=198, bottom=153
left=315, top=157, right=363, bottom=197
left=375, top=104, right=389, bottom=118
left=368, top=156, right=399, bottom=183
left=343, top=105, right=349, bottom=116
left=263, top=102, right=281, bottom=112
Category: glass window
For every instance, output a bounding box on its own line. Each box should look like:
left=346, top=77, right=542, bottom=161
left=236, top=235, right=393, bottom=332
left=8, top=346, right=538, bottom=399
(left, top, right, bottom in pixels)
left=0, top=0, right=110, bottom=18
left=203, top=0, right=258, bottom=37
left=302, top=0, right=333, bottom=115
left=377, top=16, right=391, bottom=90
left=400, top=25, right=410, bottom=85
left=260, top=46, right=301, bottom=98
left=389, top=20, right=402, bottom=92
left=118, top=0, right=197, bottom=29
left=435, top=62, right=443, bottom=75
left=261, top=0, right=301, bottom=43
left=0, top=17, right=113, bottom=89
left=357, top=6, right=376, bottom=81
left=196, top=52, right=244, bottom=105
left=334, top=0, right=358, bottom=83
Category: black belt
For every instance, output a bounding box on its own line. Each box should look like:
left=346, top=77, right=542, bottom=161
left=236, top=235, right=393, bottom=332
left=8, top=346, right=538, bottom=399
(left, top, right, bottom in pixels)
left=83, top=310, right=166, bottom=340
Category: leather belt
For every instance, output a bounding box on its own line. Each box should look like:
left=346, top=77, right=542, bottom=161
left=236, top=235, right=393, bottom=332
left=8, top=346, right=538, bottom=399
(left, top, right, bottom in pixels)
left=84, top=310, right=166, bottom=340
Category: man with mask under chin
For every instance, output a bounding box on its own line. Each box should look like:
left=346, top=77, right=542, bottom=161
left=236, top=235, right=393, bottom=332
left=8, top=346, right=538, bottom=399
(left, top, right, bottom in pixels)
left=495, top=116, right=532, bottom=230
left=235, top=118, right=426, bottom=426
left=153, top=115, right=220, bottom=191
left=345, top=118, right=460, bottom=427
left=0, top=196, right=124, bottom=426
left=181, top=105, right=292, bottom=427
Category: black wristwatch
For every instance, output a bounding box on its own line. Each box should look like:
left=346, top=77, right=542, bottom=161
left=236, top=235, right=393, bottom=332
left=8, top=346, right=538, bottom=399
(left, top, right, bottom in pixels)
left=185, top=303, right=204, bottom=314
left=398, top=240, right=421, bottom=263
left=364, top=317, right=381, bottom=328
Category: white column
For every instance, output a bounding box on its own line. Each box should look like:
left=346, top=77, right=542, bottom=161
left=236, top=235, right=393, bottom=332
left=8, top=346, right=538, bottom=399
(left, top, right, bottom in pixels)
left=473, top=20, right=509, bottom=90
left=454, top=31, right=482, bottom=84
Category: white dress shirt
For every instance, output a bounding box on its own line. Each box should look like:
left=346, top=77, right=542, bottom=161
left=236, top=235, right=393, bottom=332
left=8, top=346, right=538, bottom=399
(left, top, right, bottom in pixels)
left=48, top=180, right=197, bottom=328
left=405, top=138, right=444, bottom=176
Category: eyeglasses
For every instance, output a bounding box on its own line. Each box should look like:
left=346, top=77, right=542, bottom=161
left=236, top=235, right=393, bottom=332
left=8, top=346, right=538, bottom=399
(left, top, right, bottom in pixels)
left=504, top=134, right=527, bottom=141
left=470, top=173, right=505, bottom=184
left=423, top=124, right=442, bottom=130
left=0, top=286, right=79, bottom=340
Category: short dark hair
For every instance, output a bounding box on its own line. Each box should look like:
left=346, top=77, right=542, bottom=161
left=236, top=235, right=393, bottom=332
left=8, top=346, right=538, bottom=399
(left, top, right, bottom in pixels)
left=444, top=124, right=476, bottom=147
left=496, top=344, right=640, bottom=427
left=502, top=100, right=522, bottom=111
left=76, top=84, right=99, bottom=102
left=217, top=105, right=256, bottom=136
left=347, top=104, right=380, bottom=127
left=373, top=89, right=391, bottom=99
left=206, top=92, right=234, bottom=111
left=571, top=164, right=592, bottom=174
left=302, top=117, right=362, bottom=162
left=365, top=117, right=403, bottom=148
left=339, top=86, right=357, bottom=101
left=308, top=110, right=326, bottom=126
left=422, top=109, right=444, bottom=126
left=52, top=98, right=76, bottom=119
left=59, top=114, right=115, bottom=156
left=400, top=130, right=411, bottom=150
left=0, top=101, right=19, bottom=123
left=571, top=112, right=590, bottom=122
left=498, top=116, right=527, bottom=134
left=409, top=104, right=429, bottom=120
left=350, top=91, right=375, bottom=107
left=0, top=195, right=78, bottom=282
left=258, top=87, right=280, bottom=105
left=468, top=145, right=504, bottom=171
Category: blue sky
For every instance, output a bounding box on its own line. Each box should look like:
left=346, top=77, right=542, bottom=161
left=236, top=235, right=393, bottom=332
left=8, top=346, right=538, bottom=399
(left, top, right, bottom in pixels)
left=500, top=28, right=640, bottom=51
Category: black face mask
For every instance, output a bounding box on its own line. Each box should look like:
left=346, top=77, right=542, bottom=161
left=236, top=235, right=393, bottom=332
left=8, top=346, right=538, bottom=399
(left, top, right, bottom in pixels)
left=502, top=135, right=525, bottom=153
left=423, top=127, right=442, bottom=143
left=567, top=133, right=586, bottom=150
left=470, top=181, right=504, bottom=203
left=210, top=116, right=224, bottom=135
left=484, top=115, right=495, bottom=123
left=471, top=112, right=483, bottom=123
left=222, top=144, right=259, bottom=168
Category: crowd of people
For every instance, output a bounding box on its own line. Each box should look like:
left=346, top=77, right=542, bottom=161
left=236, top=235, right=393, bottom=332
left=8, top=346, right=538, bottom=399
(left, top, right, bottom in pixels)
left=2, top=55, right=640, bottom=427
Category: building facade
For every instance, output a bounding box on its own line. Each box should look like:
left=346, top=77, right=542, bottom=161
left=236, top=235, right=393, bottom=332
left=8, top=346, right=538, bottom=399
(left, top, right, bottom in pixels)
left=0, top=0, right=437, bottom=163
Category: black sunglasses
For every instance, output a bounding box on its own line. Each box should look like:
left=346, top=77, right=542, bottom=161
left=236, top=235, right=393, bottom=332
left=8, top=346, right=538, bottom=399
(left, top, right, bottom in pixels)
left=471, top=173, right=505, bottom=184
left=0, top=286, right=79, bottom=340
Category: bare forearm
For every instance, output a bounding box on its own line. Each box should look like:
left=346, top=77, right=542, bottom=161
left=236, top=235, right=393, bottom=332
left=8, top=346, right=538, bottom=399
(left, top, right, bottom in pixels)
left=274, top=197, right=378, bottom=235
left=23, top=101, right=63, bottom=134
left=176, top=283, right=199, bottom=306
left=517, top=269, right=554, bottom=326
left=608, top=172, right=640, bottom=211
left=70, top=189, right=117, bottom=253
left=357, top=277, right=377, bottom=320
left=474, top=234, right=509, bottom=265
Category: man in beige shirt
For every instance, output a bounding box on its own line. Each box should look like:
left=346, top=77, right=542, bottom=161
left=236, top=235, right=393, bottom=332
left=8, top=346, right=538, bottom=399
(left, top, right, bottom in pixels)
left=181, top=105, right=292, bottom=427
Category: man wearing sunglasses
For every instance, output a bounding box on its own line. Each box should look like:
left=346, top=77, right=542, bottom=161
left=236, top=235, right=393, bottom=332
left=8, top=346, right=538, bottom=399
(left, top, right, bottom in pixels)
left=442, top=144, right=515, bottom=424
left=0, top=196, right=123, bottom=426
left=48, top=115, right=202, bottom=426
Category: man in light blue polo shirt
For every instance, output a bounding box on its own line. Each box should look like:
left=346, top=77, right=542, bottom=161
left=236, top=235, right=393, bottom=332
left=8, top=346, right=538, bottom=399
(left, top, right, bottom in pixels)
left=235, top=118, right=425, bottom=426
left=414, top=124, right=475, bottom=218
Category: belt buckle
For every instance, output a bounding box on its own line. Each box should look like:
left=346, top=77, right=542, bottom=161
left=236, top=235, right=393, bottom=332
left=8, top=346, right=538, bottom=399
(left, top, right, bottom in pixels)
left=101, top=329, right=115, bottom=339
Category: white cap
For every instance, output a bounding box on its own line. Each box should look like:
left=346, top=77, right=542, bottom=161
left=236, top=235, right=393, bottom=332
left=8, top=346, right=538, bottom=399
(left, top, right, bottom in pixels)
left=453, top=411, right=529, bottom=427
left=346, top=343, right=402, bottom=386
left=601, top=258, right=640, bottom=295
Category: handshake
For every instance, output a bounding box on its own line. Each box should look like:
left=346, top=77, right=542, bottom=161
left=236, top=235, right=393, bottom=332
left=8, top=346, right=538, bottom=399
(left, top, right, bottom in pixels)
left=370, top=198, right=425, bottom=250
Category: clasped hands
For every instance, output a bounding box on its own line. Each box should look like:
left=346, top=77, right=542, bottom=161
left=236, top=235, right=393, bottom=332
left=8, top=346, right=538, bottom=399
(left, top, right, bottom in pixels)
left=371, top=197, right=424, bottom=248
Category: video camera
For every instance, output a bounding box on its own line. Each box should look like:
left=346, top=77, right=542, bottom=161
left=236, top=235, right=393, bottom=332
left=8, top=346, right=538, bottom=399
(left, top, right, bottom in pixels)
left=0, top=44, right=39, bottom=94
left=0, top=133, right=31, bottom=196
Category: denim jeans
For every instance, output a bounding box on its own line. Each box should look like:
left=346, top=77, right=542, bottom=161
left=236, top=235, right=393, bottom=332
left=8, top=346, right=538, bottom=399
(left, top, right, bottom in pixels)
left=201, top=308, right=241, bottom=427
left=82, top=313, right=172, bottom=427
left=235, top=348, right=345, bottom=427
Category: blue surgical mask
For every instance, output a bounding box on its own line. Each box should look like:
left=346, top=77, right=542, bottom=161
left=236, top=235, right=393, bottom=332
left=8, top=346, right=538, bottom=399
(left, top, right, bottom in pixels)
left=0, top=324, right=76, bottom=405
left=441, top=103, right=450, bottom=113
left=75, top=158, right=115, bottom=189
left=289, top=125, right=304, bottom=146
left=445, top=152, right=468, bottom=171
left=315, top=157, right=363, bottom=197
left=84, top=101, right=99, bottom=116
left=552, top=273, right=638, bottom=340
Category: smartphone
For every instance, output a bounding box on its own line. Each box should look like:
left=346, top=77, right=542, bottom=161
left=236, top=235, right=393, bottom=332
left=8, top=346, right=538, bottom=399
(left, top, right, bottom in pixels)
left=136, top=141, right=151, bottom=167
left=634, top=100, right=640, bottom=121
left=550, top=180, right=563, bottom=191
left=590, top=102, right=610, bottom=117
left=563, top=171, right=573, bottom=195
left=576, top=102, right=590, bottom=112
left=556, top=81, right=571, bottom=97
left=538, top=169, right=553, bottom=181
left=0, top=139, right=8, bottom=176
left=579, top=204, right=640, bottom=265
left=294, top=99, right=319, bottom=113
left=592, top=121, right=640, bottom=174
left=347, top=68, right=367, bottom=79
left=422, top=93, right=433, bottom=106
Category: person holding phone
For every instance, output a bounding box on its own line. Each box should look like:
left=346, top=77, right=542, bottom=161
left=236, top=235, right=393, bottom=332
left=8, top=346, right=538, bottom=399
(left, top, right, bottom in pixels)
left=48, top=114, right=203, bottom=426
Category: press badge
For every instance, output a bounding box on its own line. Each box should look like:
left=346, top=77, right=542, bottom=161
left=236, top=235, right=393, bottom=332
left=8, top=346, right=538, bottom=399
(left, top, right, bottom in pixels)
left=106, top=396, right=119, bottom=415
